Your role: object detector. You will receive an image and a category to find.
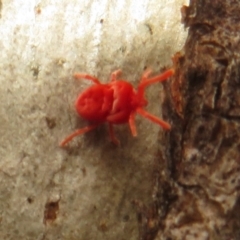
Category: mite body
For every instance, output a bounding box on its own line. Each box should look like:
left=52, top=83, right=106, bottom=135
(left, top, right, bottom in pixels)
left=60, top=68, right=173, bottom=146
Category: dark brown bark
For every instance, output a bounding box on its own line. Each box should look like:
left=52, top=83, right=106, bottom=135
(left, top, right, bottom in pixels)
left=136, top=1, right=240, bottom=239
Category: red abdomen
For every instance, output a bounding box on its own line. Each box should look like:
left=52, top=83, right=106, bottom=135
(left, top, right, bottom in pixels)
left=75, top=84, right=114, bottom=123
left=75, top=80, right=137, bottom=124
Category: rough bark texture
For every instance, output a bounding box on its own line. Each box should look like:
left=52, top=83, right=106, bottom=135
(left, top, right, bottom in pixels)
left=136, top=0, right=240, bottom=239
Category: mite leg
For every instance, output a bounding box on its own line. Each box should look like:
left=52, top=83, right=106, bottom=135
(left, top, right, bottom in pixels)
left=128, top=112, right=137, bottom=137
left=110, top=69, right=122, bottom=82
left=140, top=69, right=174, bottom=88
left=108, top=124, right=120, bottom=145
left=137, top=68, right=174, bottom=98
left=137, top=108, right=171, bottom=130
left=106, top=111, right=126, bottom=122
left=140, top=68, right=152, bottom=83
left=60, top=124, right=99, bottom=147
left=74, top=73, right=101, bottom=85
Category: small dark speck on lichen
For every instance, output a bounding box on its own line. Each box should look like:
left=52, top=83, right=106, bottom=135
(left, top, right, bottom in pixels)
left=98, top=220, right=108, bottom=232
left=31, top=66, right=40, bottom=77
left=45, top=117, right=57, bottom=129
left=27, top=197, right=34, bottom=204
left=119, top=46, right=127, bottom=53
left=34, top=5, right=41, bottom=15
left=43, top=201, right=59, bottom=224
left=81, top=167, right=87, bottom=177
left=123, top=214, right=130, bottom=222
left=144, top=23, right=153, bottom=35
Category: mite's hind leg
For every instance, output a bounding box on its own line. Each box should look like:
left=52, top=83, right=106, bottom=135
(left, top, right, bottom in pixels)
left=137, top=108, right=171, bottom=130
left=60, top=124, right=99, bottom=147
left=128, top=113, right=137, bottom=137
left=108, top=123, right=120, bottom=145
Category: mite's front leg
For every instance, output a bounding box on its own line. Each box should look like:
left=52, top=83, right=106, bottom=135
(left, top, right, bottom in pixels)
left=74, top=73, right=101, bottom=85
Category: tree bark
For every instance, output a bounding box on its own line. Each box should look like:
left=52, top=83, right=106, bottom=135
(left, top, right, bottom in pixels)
left=136, top=0, right=240, bottom=239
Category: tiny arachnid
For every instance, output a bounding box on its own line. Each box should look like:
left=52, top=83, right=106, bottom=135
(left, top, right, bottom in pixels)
left=60, top=68, right=174, bottom=147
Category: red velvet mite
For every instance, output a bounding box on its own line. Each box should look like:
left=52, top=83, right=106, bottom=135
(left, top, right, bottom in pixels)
left=60, top=68, right=174, bottom=146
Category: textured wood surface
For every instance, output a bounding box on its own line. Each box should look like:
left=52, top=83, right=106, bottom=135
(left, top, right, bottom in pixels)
left=137, top=0, right=240, bottom=239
